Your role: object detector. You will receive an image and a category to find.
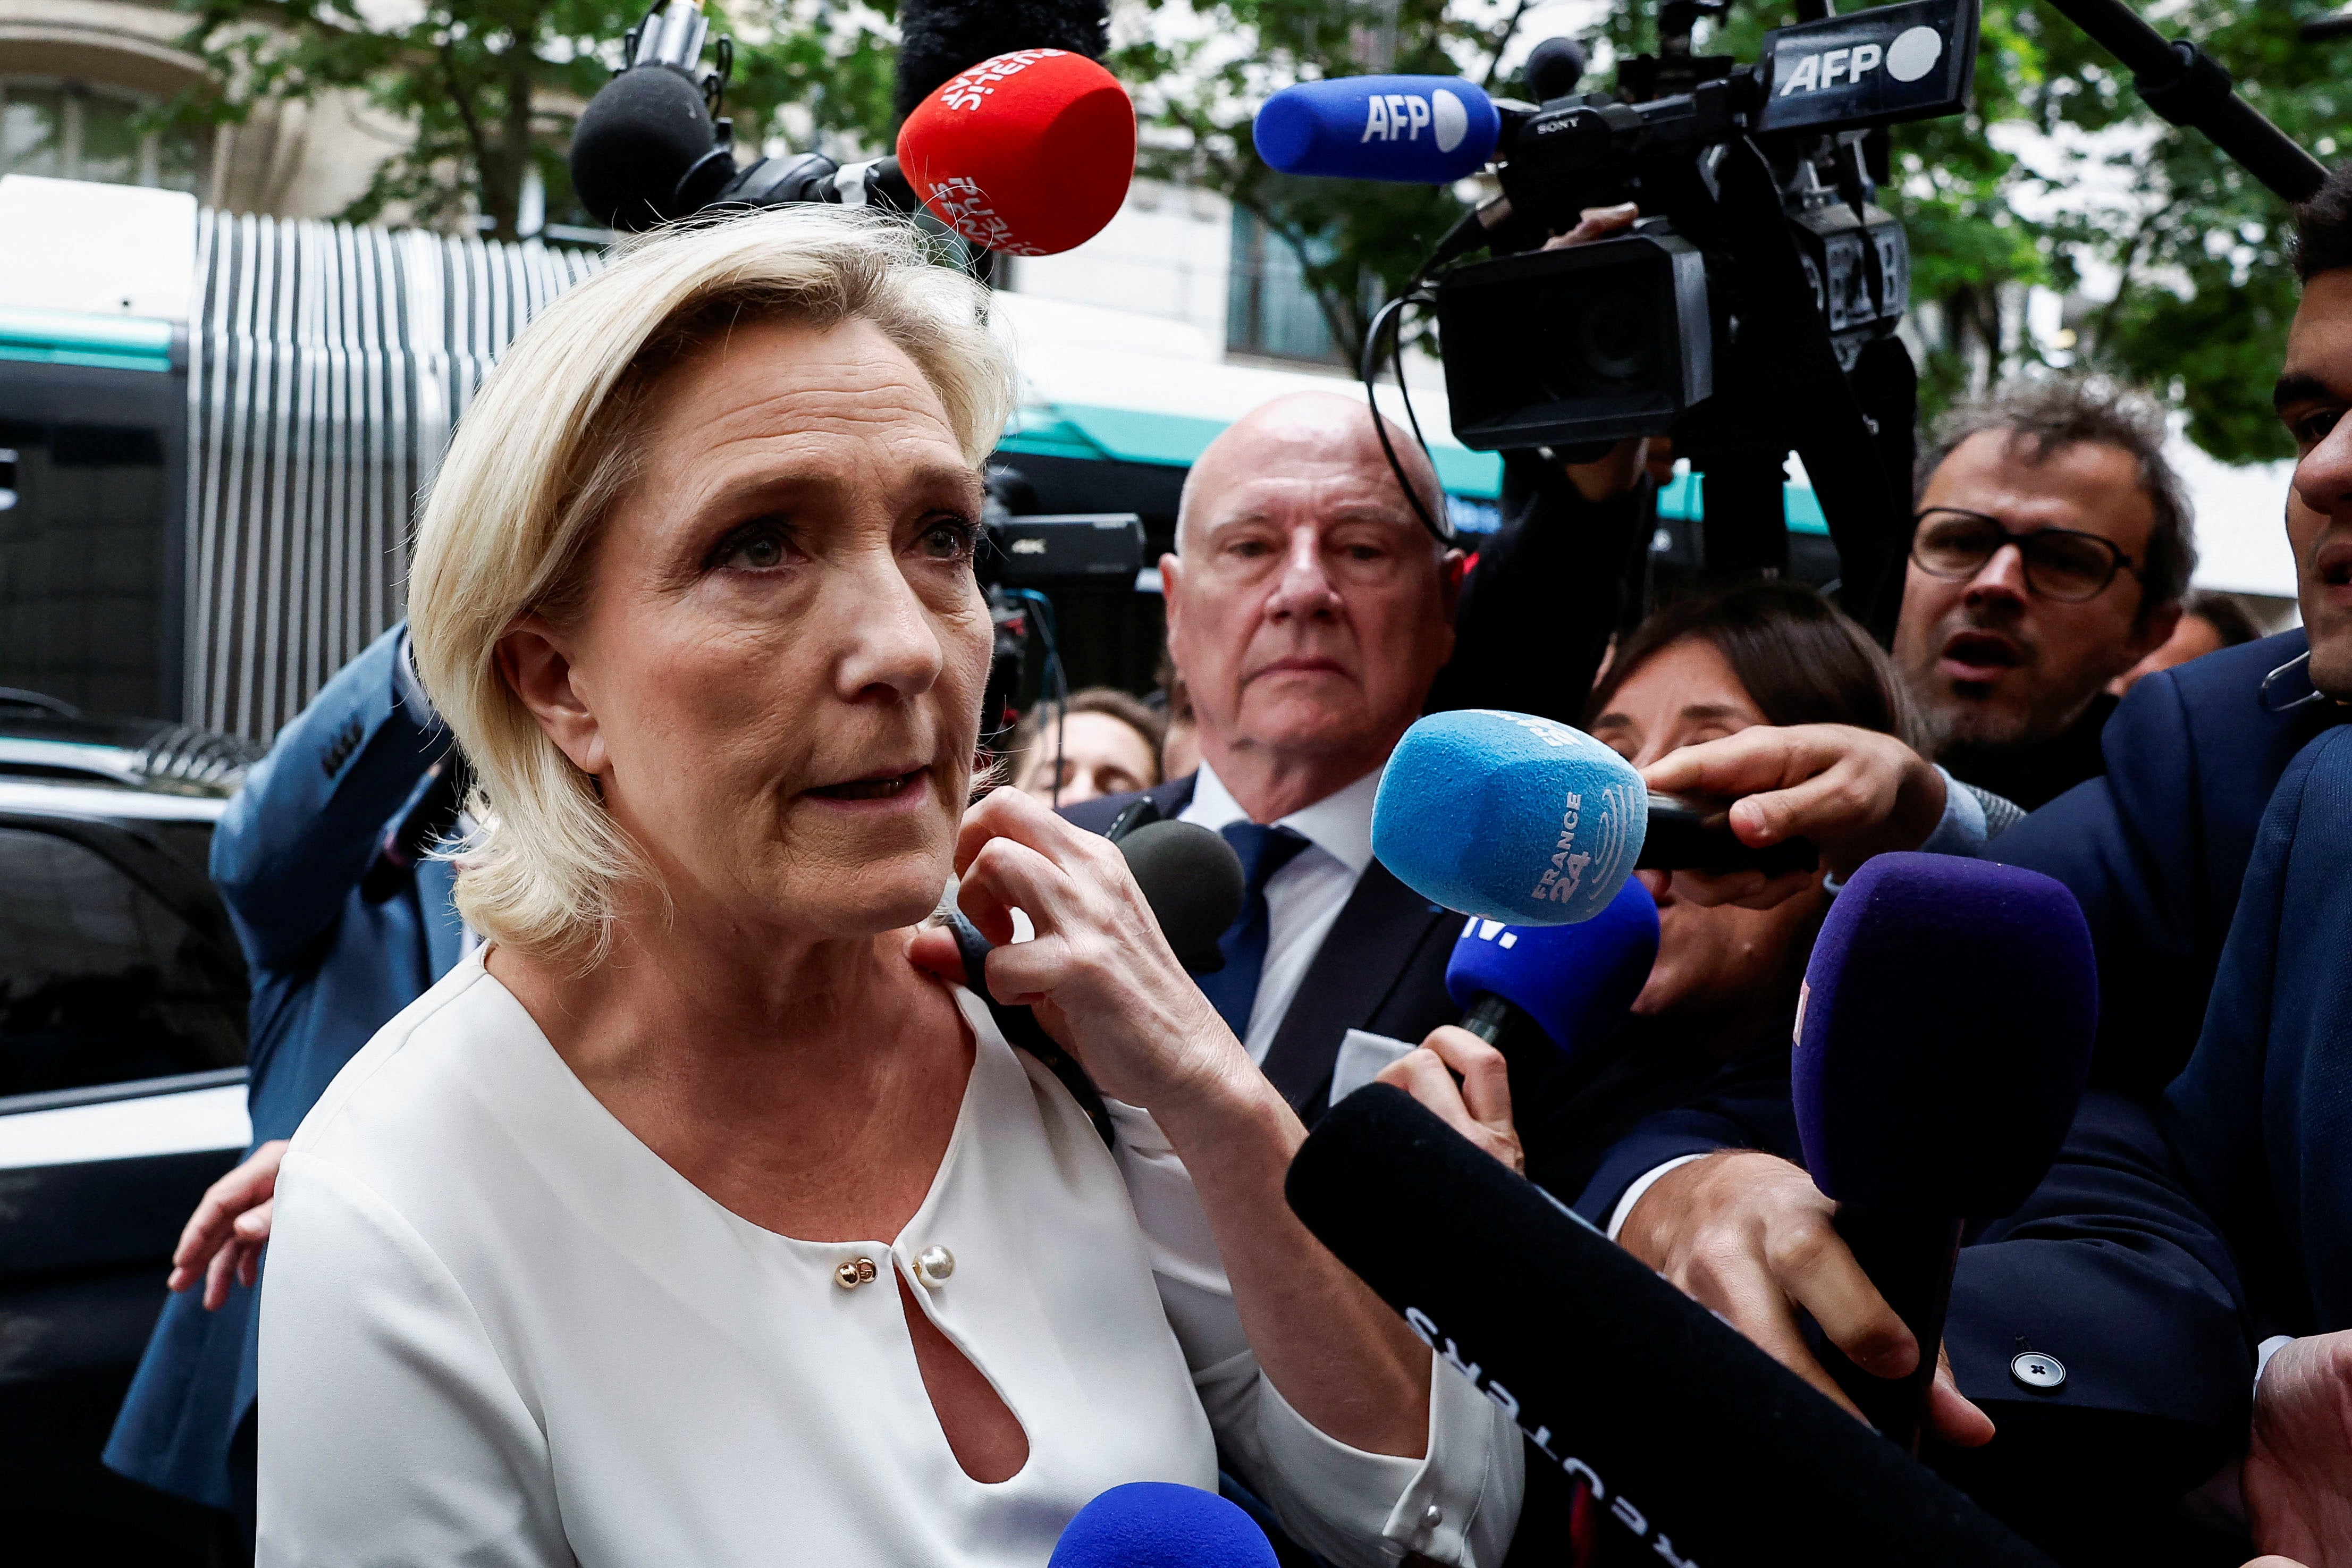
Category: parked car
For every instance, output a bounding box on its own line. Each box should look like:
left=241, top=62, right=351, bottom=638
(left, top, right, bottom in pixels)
left=0, top=692, right=259, bottom=1565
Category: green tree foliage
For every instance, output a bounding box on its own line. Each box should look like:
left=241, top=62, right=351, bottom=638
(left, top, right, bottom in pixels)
left=1109, top=0, right=1527, bottom=357
left=1125, top=0, right=2351, bottom=462
left=165, top=0, right=895, bottom=240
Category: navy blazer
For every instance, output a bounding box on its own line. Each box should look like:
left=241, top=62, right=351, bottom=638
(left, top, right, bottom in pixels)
left=1989, top=628, right=2342, bottom=1096
left=2164, top=722, right=2352, bottom=1341
left=1063, top=774, right=1465, bottom=1123
left=105, top=626, right=466, bottom=1511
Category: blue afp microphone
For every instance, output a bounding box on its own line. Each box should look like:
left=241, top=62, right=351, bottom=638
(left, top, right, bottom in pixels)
left=1253, top=75, right=1503, bottom=183
left=1049, top=1482, right=1276, bottom=1568
left=1372, top=710, right=1648, bottom=925
left=1444, top=878, right=1658, bottom=1070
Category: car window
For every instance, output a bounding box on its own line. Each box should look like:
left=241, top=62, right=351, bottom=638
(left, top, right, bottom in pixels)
left=0, top=824, right=246, bottom=1098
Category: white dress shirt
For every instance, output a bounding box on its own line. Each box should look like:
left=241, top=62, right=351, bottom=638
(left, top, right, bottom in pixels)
left=1179, top=761, right=1383, bottom=1065
left=257, top=951, right=1521, bottom=1568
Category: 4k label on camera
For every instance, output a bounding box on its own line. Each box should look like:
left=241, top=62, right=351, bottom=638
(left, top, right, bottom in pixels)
left=1753, top=0, right=1979, bottom=136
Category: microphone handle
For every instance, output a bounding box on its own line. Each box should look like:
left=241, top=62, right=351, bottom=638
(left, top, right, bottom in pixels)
left=1460, top=992, right=1625, bottom=1102
left=1825, top=1205, right=1965, bottom=1456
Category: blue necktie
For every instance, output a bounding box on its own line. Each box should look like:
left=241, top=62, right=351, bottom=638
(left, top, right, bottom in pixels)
left=1195, top=822, right=1313, bottom=1039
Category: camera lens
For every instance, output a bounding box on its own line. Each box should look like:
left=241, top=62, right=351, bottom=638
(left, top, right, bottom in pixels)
left=1575, top=284, right=1655, bottom=382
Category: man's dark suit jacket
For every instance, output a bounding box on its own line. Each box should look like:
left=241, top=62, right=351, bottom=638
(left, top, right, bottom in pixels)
left=1988, top=627, right=2343, bottom=1097
left=1571, top=1041, right=2254, bottom=1563
left=1063, top=774, right=1463, bottom=1123
left=2164, top=722, right=2352, bottom=1342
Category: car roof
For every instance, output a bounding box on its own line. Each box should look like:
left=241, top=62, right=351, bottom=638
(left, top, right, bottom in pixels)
left=0, top=697, right=260, bottom=809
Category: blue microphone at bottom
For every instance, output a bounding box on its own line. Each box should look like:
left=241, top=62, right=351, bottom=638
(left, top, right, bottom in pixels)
left=1049, top=1482, right=1277, bottom=1568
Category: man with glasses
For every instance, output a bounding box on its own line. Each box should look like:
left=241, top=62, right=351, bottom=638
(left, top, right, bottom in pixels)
left=1892, top=380, right=2197, bottom=810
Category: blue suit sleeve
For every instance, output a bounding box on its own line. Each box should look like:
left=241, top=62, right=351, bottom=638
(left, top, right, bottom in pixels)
left=1570, top=1044, right=1802, bottom=1226
left=209, top=625, right=449, bottom=973
left=1988, top=667, right=2209, bottom=1096
left=2160, top=725, right=2352, bottom=1338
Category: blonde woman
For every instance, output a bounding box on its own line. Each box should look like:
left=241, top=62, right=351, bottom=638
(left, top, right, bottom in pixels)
left=253, top=207, right=1521, bottom=1568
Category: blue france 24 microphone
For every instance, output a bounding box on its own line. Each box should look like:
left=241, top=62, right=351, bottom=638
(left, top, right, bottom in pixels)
left=1049, top=1482, right=1275, bottom=1568
left=1796, top=852, right=2097, bottom=1455
left=1372, top=710, right=1648, bottom=926
left=1253, top=75, right=1503, bottom=183
left=1444, top=879, right=1658, bottom=1076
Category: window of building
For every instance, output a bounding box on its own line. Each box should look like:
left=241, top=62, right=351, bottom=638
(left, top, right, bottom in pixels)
left=0, top=80, right=204, bottom=192
left=1226, top=207, right=1348, bottom=365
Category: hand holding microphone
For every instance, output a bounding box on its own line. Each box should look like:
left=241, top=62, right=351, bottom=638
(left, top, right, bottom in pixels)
left=1634, top=722, right=1950, bottom=909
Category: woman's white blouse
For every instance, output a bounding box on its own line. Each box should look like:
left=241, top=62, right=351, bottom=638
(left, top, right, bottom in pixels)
left=256, top=953, right=1523, bottom=1566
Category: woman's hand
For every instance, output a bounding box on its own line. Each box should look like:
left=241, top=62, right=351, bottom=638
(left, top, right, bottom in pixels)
left=1373, top=1026, right=1524, bottom=1176
left=167, top=1140, right=289, bottom=1309
left=917, top=785, right=1247, bottom=1113
left=1639, top=723, right=1948, bottom=908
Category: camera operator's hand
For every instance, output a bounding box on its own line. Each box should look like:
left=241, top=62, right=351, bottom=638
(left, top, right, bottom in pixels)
left=2243, top=1330, right=2352, bottom=1568
left=1619, top=1149, right=1995, bottom=1447
left=1373, top=1025, right=1524, bottom=1176
left=1640, top=723, right=1948, bottom=909
left=1544, top=204, right=1652, bottom=504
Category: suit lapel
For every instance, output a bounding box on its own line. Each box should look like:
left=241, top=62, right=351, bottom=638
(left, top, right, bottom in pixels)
left=1257, top=858, right=1450, bottom=1112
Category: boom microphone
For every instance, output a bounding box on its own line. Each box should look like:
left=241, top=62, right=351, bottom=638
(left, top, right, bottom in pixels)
left=1443, top=879, right=1658, bottom=1076
left=897, top=49, right=1136, bottom=256
left=1253, top=75, right=1503, bottom=184
left=897, top=0, right=1111, bottom=116
left=1049, top=1482, right=1276, bottom=1568
left=1372, top=710, right=1648, bottom=926
left=1795, top=853, right=2097, bottom=1453
left=1286, top=1085, right=2058, bottom=1567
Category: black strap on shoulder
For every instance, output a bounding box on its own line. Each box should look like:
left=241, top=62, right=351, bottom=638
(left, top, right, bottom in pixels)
left=945, top=910, right=1117, bottom=1150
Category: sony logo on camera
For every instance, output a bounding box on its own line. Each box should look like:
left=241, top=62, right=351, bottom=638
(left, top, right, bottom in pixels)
left=1752, top=0, right=1978, bottom=137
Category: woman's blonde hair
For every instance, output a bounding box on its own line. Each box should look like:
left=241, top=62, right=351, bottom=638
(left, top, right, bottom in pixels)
left=407, top=205, right=1014, bottom=960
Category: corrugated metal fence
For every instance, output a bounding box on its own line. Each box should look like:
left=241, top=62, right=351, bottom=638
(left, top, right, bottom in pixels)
left=183, top=213, right=603, bottom=739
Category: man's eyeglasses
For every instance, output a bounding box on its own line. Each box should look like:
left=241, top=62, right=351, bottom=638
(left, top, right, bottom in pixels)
left=1909, top=508, right=2144, bottom=604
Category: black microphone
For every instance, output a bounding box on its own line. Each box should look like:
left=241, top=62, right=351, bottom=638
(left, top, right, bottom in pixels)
left=1794, top=854, right=2098, bottom=1453
left=1286, top=1085, right=2058, bottom=1567
left=569, top=1, right=738, bottom=230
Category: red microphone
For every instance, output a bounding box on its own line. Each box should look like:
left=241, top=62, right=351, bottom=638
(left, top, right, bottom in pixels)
left=895, top=49, right=1135, bottom=256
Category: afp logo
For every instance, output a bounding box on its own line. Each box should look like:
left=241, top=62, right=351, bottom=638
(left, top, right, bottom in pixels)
left=1776, top=22, right=1943, bottom=96
left=1361, top=88, right=1473, bottom=151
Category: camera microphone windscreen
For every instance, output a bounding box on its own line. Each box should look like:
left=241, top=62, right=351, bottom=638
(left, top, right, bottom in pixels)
left=569, top=64, right=718, bottom=230
left=1444, top=879, right=1657, bottom=1060
left=1048, top=1482, right=1276, bottom=1568
left=1372, top=710, right=1646, bottom=926
left=896, top=49, right=1136, bottom=256
left=1797, top=853, right=2097, bottom=1219
left=1253, top=76, right=1502, bottom=184
left=1286, top=1085, right=2058, bottom=1567
left=895, top=0, right=1111, bottom=116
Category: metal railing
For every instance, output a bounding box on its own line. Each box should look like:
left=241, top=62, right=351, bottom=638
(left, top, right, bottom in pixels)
left=184, top=213, right=603, bottom=739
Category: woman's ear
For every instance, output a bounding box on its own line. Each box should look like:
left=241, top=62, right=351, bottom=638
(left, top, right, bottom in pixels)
left=496, top=616, right=606, bottom=778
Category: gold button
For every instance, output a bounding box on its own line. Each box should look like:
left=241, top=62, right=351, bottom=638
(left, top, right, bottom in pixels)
left=915, top=1244, right=956, bottom=1287
left=834, top=1256, right=878, bottom=1290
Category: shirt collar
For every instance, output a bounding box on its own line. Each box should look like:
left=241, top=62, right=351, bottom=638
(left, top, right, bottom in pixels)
left=1185, top=757, right=1381, bottom=877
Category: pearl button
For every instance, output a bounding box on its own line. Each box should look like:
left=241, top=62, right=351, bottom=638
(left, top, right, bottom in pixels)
left=1422, top=1504, right=1444, bottom=1528
left=834, top=1256, right=878, bottom=1290
left=915, top=1244, right=956, bottom=1287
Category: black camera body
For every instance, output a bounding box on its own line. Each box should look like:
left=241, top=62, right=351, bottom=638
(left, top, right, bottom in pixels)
left=1430, top=0, right=1980, bottom=626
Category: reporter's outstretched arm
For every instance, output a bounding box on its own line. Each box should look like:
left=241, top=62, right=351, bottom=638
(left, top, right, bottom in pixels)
left=209, top=625, right=449, bottom=971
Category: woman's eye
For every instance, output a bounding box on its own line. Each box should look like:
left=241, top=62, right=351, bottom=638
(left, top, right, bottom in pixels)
left=919, top=517, right=979, bottom=560
left=711, top=520, right=794, bottom=572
